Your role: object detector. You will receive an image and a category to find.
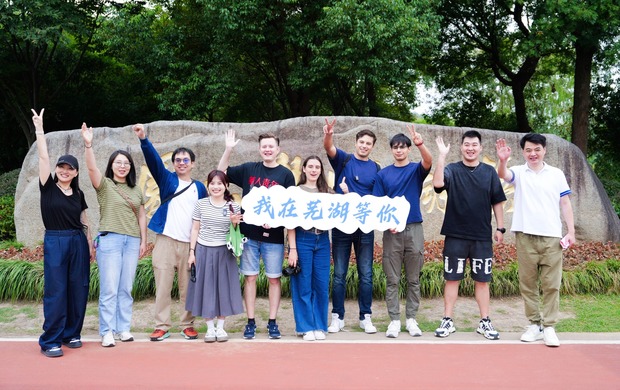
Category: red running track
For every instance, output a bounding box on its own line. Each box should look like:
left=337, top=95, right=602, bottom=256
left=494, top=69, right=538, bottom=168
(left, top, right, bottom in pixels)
left=1, top=340, right=619, bottom=389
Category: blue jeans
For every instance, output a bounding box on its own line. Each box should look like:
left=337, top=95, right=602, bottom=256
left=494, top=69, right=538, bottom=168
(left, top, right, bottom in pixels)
left=97, top=232, right=140, bottom=335
left=39, top=230, right=90, bottom=351
left=290, top=228, right=331, bottom=333
left=331, top=228, right=375, bottom=320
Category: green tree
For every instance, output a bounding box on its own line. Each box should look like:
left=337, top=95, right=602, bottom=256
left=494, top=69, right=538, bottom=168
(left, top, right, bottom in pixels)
left=431, top=0, right=561, bottom=132
left=0, top=0, right=107, bottom=146
left=542, top=0, right=620, bottom=155
left=313, top=0, right=439, bottom=117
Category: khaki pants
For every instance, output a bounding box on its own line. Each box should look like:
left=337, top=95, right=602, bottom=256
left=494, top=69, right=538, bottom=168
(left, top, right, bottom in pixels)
left=382, top=223, right=425, bottom=321
left=152, top=234, right=194, bottom=330
left=515, top=232, right=563, bottom=327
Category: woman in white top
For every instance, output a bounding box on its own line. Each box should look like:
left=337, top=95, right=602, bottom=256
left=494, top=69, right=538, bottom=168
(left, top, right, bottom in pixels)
left=287, top=156, right=333, bottom=341
left=186, top=170, right=243, bottom=342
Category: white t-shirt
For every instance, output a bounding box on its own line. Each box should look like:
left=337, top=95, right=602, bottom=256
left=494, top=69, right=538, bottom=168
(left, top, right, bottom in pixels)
left=508, top=162, right=571, bottom=238
left=162, top=179, right=199, bottom=242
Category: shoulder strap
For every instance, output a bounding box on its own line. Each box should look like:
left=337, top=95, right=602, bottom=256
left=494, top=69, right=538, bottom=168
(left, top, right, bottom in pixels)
left=161, top=179, right=196, bottom=205
left=111, top=183, right=139, bottom=219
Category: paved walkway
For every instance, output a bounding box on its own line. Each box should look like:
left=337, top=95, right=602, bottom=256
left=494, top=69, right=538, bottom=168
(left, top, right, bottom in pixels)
left=2, top=332, right=619, bottom=389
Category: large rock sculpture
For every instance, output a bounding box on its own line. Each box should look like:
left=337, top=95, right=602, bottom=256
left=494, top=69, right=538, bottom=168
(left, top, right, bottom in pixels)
left=15, top=117, right=620, bottom=247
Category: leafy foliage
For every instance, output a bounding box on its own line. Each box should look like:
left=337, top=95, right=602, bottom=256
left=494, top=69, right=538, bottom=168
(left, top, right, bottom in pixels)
left=2, top=241, right=618, bottom=301
left=0, top=197, right=15, bottom=241
left=0, top=169, right=19, bottom=197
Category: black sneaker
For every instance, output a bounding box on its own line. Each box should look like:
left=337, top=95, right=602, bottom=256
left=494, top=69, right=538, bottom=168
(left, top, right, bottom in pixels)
left=267, top=323, right=281, bottom=339
left=41, top=346, right=63, bottom=358
left=243, top=323, right=257, bottom=339
left=62, top=338, right=82, bottom=348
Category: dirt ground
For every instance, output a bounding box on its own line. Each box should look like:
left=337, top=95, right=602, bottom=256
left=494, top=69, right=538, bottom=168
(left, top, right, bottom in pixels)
left=0, top=295, right=575, bottom=337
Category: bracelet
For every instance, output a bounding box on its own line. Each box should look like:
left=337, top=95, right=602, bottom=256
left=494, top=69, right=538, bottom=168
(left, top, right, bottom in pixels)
left=415, top=141, right=423, bottom=146
left=85, top=144, right=92, bottom=148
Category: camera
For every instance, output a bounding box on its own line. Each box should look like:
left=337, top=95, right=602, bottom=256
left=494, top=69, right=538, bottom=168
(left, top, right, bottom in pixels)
left=190, top=263, right=196, bottom=283
left=282, top=264, right=301, bottom=277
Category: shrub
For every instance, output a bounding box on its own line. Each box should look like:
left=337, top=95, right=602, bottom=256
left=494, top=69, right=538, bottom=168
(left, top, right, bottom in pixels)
left=0, top=196, right=15, bottom=241
left=0, top=169, right=19, bottom=197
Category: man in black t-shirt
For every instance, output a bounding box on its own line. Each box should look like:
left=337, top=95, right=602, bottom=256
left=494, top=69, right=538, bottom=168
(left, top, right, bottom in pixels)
left=218, top=129, right=295, bottom=340
left=433, top=130, right=506, bottom=340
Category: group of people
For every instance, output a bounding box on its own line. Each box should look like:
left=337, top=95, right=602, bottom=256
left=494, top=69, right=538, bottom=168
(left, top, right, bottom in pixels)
left=33, top=109, right=575, bottom=358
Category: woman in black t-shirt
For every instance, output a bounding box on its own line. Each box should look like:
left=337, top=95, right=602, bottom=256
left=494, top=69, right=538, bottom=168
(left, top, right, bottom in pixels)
left=32, top=109, right=93, bottom=358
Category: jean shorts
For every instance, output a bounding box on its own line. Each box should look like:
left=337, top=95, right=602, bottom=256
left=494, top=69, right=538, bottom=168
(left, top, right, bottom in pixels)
left=239, top=238, right=285, bottom=278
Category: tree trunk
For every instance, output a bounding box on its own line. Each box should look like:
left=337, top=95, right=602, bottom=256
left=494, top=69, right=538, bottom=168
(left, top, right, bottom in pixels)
left=366, top=79, right=378, bottom=117
left=571, top=38, right=596, bottom=156
left=511, top=82, right=532, bottom=133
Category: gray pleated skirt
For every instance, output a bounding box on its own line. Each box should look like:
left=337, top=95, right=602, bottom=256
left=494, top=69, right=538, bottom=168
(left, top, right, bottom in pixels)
left=185, top=244, right=244, bottom=318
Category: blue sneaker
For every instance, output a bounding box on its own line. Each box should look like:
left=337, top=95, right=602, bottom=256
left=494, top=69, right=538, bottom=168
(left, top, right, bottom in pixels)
left=244, top=323, right=257, bottom=339
left=267, top=322, right=281, bottom=339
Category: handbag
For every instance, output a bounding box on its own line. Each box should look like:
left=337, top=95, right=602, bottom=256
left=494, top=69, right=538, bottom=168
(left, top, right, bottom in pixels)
left=226, top=222, right=247, bottom=258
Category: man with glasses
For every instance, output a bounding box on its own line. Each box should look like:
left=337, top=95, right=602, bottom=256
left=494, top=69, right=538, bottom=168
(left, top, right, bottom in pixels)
left=372, top=126, right=432, bottom=338
left=218, top=129, right=295, bottom=339
left=133, top=124, right=207, bottom=341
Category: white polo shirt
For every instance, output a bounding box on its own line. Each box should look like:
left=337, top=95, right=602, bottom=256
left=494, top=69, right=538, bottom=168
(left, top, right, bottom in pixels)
left=507, top=162, right=571, bottom=238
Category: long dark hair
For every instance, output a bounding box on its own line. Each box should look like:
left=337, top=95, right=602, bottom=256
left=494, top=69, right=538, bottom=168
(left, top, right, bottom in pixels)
left=105, top=150, right=137, bottom=187
left=207, top=170, right=234, bottom=202
left=298, top=155, right=330, bottom=193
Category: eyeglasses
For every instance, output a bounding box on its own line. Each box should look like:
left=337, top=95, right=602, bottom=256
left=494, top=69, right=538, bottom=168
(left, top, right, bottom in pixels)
left=174, top=158, right=191, bottom=165
left=114, top=161, right=131, bottom=167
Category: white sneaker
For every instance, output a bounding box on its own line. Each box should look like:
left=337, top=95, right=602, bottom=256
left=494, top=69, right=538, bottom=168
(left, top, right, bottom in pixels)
left=359, top=314, right=377, bottom=334
left=115, top=331, right=134, bottom=342
left=543, top=327, right=560, bottom=347
left=215, top=328, right=228, bottom=342
left=434, top=317, right=456, bottom=338
left=406, top=318, right=422, bottom=337
left=204, top=328, right=216, bottom=343
left=102, top=331, right=115, bottom=347
left=328, top=313, right=344, bottom=333
left=386, top=320, right=401, bottom=338
left=303, top=332, right=316, bottom=341
left=314, top=330, right=326, bottom=340
left=520, top=324, right=544, bottom=342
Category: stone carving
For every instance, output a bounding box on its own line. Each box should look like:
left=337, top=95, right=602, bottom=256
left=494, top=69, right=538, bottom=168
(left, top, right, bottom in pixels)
left=15, top=117, right=620, bottom=247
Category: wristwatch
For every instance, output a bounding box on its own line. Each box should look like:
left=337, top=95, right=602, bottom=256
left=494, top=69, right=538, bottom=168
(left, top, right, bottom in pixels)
left=496, top=228, right=506, bottom=234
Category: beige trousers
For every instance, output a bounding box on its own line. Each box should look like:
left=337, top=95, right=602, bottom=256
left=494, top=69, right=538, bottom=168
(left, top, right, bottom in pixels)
left=515, top=232, right=563, bottom=327
left=151, top=234, right=194, bottom=331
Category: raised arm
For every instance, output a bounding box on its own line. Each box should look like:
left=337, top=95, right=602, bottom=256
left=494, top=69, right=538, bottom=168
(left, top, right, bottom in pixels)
left=81, top=123, right=103, bottom=189
left=433, top=136, right=450, bottom=189
left=32, top=109, right=51, bottom=185
left=323, top=117, right=337, bottom=159
left=407, top=124, right=432, bottom=170
left=495, top=138, right=513, bottom=182
left=218, top=128, right=240, bottom=171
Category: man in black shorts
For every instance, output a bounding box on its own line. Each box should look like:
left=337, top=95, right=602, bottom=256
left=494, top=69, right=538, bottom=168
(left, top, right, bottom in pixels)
left=433, top=130, right=506, bottom=340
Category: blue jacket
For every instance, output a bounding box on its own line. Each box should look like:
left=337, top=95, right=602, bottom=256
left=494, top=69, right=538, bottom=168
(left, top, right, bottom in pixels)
left=140, top=138, right=207, bottom=234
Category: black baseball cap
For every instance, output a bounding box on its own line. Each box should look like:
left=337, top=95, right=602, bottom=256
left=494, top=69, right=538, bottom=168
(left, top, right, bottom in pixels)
left=56, top=155, right=79, bottom=170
